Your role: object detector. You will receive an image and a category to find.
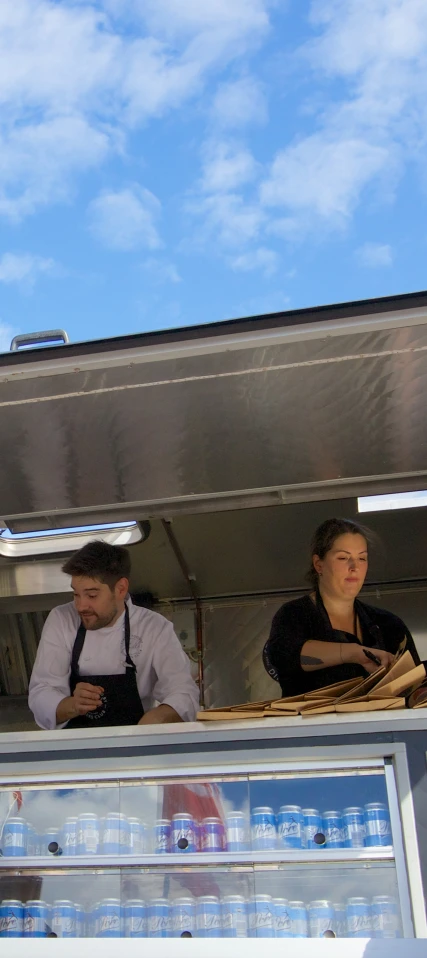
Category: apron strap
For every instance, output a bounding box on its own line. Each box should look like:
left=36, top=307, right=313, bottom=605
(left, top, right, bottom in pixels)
left=71, top=603, right=136, bottom=679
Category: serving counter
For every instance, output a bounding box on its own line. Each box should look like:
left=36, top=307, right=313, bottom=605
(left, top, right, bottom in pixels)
left=0, top=711, right=426, bottom=954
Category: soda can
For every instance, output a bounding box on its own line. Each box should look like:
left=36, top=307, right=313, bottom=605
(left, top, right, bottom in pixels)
left=102, top=813, right=130, bottom=855
left=197, top=896, right=221, bottom=938
left=24, top=900, right=50, bottom=938
left=148, top=898, right=170, bottom=938
left=322, top=811, right=343, bottom=848
left=76, top=813, right=100, bottom=855
left=308, top=900, right=336, bottom=938
left=277, top=805, right=304, bottom=849
left=248, top=894, right=275, bottom=938
left=97, top=898, right=121, bottom=938
left=171, top=897, right=196, bottom=937
left=42, top=827, right=61, bottom=855
left=154, top=818, right=171, bottom=853
left=226, top=812, right=249, bottom=852
left=371, top=896, right=401, bottom=938
left=74, top=904, right=85, bottom=938
left=51, top=900, right=76, bottom=938
left=289, top=901, right=308, bottom=938
left=62, top=817, right=77, bottom=856
left=171, top=812, right=197, bottom=853
left=1, top=900, right=24, bottom=938
left=221, top=895, right=248, bottom=938
left=250, top=807, right=276, bottom=851
left=124, top=899, right=147, bottom=938
left=342, top=807, right=365, bottom=849
left=303, top=809, right=323, bottom=848
left=128, top=818, right=143, bottom=854
left=346, top=897, right=372, bottom=937
left=201, top=817, right=225, bottom=853
left=364, top=803, right=392, bottom=847
left=1, top=817, right=28, bottom=857
left=273, top=898, right=292, bottom=937
left=333, top=903, right=347, bottom=938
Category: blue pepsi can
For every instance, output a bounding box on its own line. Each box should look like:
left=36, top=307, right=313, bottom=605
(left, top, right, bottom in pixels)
left=274, top=898, right=292, bottom=937
left=171, top=897, right=196, bottom=937
left=171, top=813, right=197, bottom=853
left=346, top=897, right=372, bottom=937
left=308, top=901, right=336, bottom=937
left=62, top=817, right=77, bottom=856
left=322, top=811, right=343, bottom=848
left=221, top=895, right=247, bottom=938
left=248, top=895, right=275, bottom=938
left=0, top=900, right=24, bottom=937
left=226, top=812, right=249, bottom=852
left=97, top=899, right=121, bottom=938
left=364, top=803, right=391, bottom=847
left=342, top=807, right=365, bottom=849
left=77, top=813, right=99, bottom=855
left=289, top=901, right=308, bottom=937
left=102, top=813, right=130, bottom=855
left=196, top=896, right=222, bottom=938
left=201, top=817, right=225, bottom=852
left=1, top=817, right=27, bottom=857
left=333, top=903, right=347, bottom=938
left=124, top=899, right=147, bottom=938
left=74, top=904, right=85, bottom=938
left=24, top=900, right=50, bottom=937
left=154, top=819, right=171, bottom=853
left=148, top=898, right=170, bottom=938
left=52, top=901, right=76, bottom=938
left=372, top=896, right=401, bottom=938
left=250, top=807, right=276, bottom=851
left=277, top=805, right=304, bottom=848
left=303, top=809, right=323, bottom=848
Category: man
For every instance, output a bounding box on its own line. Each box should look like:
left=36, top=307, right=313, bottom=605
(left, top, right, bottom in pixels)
left=28, top=540, right=199, bottom=729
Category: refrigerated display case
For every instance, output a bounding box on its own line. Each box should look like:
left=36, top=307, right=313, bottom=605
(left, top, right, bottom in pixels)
left=0, top=714, right=425, bottom=946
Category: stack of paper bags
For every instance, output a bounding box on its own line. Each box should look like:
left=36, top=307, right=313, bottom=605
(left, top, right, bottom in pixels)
left=197, top=644, right=427, bottom=720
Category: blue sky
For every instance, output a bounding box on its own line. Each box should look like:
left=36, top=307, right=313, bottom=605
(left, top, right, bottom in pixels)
left=0, top=0, right=426, bottom=348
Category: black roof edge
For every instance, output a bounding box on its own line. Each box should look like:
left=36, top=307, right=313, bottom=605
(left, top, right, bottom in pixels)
left=2, top=288, right=427, bottom=367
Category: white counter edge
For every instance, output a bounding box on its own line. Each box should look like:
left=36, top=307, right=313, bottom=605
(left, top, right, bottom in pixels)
left=0, top=709, right=426, bottom=755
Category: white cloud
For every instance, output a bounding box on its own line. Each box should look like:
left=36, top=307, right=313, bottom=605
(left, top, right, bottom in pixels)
left=355, top=242, right=393, bottom=268
left=230, top=246, right=279, bottom=276
left=141, top=258, right=181, bottom=283
left=88, top=186, right=161, bottom=250
left=0, top=0, right=271, bottom=220
left=201, top=141, right=259, bottom=193
left=261, top=135, right=389, bottom=224
left=211, top=76, right=268, bottom=128
left=0, top=252, right=55, bottom=288
left=191, top=192, right=264, bottom=247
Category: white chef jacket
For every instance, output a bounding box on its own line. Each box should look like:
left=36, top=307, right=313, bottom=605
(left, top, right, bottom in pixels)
left=28, top=598, right=199, bottom=730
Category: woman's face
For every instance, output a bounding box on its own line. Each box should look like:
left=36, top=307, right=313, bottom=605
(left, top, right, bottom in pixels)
left=313, top=532, right=368, bottom=599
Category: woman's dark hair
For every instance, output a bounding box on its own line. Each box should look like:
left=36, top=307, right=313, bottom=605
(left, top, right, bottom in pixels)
left=307, top=517, right=374, bottom=588
left=62, top=540, right=131, bottom=589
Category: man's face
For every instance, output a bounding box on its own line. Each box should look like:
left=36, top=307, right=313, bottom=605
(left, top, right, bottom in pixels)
left=71, top=575, right=127, bottom=630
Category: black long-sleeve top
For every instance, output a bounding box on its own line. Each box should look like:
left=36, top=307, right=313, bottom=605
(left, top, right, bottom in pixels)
left=264, top=594, right=420, bottom=698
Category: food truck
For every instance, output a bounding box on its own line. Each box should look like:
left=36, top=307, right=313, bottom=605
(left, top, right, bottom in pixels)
left=0, top=291, right=427, bottom=954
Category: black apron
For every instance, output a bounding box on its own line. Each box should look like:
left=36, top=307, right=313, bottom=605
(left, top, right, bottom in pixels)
left=66, top=604, right=144, bottom=728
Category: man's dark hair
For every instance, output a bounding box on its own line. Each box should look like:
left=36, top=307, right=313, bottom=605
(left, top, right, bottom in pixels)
left=62, top=540, right=131, bottom=589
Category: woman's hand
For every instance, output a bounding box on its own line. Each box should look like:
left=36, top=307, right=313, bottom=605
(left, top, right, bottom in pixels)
left=343, top=644, right=394, bottom=673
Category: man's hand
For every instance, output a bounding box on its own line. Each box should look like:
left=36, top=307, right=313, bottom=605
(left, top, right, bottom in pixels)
left=138, top=704, right=183, bottom=726
left=56, top=683, right=104, bottom=724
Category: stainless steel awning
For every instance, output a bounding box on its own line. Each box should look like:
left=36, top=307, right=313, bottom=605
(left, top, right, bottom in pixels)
left=1, top=291, right=427, bottom=527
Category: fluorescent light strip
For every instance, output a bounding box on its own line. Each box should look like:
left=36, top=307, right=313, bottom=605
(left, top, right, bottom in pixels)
left=358, top=491, right=427, bottom=513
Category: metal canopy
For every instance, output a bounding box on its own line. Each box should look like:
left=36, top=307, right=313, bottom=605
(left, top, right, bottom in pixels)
left=1, top=292, right=427, bottom=527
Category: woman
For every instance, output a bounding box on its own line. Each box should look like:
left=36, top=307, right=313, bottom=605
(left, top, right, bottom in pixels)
left=263, top=517, right=420, bottom=698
